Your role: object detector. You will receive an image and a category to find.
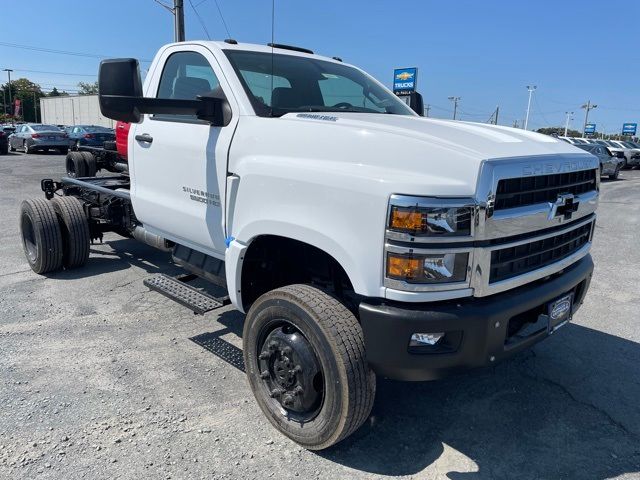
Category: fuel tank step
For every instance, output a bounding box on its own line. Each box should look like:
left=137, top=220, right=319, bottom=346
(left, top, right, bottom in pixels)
left=143, top=273, right=227, bottom=315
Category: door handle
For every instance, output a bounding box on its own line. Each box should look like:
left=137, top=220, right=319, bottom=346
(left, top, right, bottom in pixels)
left=135, top=133, right=153, bottom=144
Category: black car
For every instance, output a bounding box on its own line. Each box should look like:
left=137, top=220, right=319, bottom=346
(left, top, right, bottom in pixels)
left=0, top=126, right=13, bottom=154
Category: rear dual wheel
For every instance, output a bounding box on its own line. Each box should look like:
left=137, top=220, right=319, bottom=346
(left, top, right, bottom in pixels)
left=243, top=284, right=375, bottom=450
left=65, top=151, right=96, bottom=178
left=19, top=196, right=90, bottom=274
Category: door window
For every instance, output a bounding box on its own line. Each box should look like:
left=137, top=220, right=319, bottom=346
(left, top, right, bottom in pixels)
left=156, top=51, right=220, bottom=120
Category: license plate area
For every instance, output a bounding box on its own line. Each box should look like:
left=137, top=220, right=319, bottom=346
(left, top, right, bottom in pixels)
left=547, top=292, right=573, bottom=333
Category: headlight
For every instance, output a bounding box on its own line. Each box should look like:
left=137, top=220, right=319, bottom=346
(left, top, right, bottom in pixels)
left=386, top=252, right=469, bottom=284
left=388, top=205, right=472, bottom=236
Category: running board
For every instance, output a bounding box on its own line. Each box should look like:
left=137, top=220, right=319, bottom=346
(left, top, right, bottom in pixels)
left=143, top=273, right=228, bottom=315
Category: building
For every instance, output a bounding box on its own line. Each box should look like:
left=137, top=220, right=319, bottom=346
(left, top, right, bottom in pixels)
left=39, top=94, right=114, bottom=128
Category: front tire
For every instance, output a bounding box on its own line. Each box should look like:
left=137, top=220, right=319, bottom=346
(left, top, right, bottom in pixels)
left=609, top=164, right=621, bottom=180
left=19, top=198, right=63, bottom=274
left=243, top=284, right=375, bottom=450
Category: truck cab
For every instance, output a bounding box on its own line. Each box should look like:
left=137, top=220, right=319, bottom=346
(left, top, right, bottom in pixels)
left=20, top=40, right=598, bottom=450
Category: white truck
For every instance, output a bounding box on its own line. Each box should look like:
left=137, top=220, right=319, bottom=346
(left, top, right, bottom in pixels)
left=19, top=40, right=599, bottom=450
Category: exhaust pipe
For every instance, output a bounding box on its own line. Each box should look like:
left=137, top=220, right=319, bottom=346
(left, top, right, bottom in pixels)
left=132, top=226, right=173, bottom=252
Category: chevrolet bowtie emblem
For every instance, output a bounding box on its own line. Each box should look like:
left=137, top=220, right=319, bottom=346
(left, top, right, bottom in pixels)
left=548, top=193, right=579, bottom=221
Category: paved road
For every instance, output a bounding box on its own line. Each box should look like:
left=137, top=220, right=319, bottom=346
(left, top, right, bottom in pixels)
left=1, top=151, right=639, bottom=479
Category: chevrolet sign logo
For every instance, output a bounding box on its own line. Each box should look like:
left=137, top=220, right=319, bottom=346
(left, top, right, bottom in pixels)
left=548, top=193, right=579, bottom=221
left=395, top=72, right=414, bottom=81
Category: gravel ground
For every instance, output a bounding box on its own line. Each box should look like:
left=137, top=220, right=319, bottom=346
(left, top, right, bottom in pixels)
left=1, top=150, right=639, bottom=480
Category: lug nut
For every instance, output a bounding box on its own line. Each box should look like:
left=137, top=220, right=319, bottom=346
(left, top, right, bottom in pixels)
left=282, top=395, right=294, bottom=407
left=268, top=341, right=278, bottom=351
left=293, top=386, right=304, bottom=396
left=258, top=351, right=270, bottom=360
left=270, top=388, right=284, bottom=398
left=282, top=346, right=292, bottom=355
left=293, top=365, right=302, bottom=373
left=260, top=370, right=270, bottom=379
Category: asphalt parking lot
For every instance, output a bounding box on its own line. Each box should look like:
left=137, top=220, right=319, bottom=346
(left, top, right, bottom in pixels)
left=1, top=151, right=639, bottom=480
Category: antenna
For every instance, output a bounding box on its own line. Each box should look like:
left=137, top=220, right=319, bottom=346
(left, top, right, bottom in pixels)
left=270, top=0, right=275, bottom=117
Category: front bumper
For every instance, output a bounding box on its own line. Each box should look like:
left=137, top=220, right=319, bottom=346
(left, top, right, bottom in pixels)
left=360, top=254, right=593, bottom=381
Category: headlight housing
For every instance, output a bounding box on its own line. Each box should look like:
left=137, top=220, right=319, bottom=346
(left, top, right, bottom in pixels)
left=386, top=252, right=469, bottom=283
left=388, top=205, right=472, bottom=236
left=384, top=195, right=475, bottom=290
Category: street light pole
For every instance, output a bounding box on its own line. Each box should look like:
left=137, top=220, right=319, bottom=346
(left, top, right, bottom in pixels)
left=581, top=100, right=597, bottom=137
left=564, top=111, right=574, bottom=136
left=3, top=69, right=13, bottom=124
left=524, top=85, right=536, bottom=130
left=448, top=96, right=461, bottom=120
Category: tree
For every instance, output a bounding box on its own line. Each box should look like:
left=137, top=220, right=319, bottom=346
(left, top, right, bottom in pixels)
left=48, top=87, right=61, bottom=97
left=536, top=127, right=582, bottom=137
left=1, top=78, right=44, bottom=123
left=77, top=81, right=99, bottom=95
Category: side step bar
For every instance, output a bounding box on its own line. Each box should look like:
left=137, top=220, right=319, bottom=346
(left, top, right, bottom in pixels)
left=144, top=273, right=229, bottom=315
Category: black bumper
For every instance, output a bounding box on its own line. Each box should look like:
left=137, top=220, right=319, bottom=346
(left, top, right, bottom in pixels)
left=360, top=255, right=594, bottom=381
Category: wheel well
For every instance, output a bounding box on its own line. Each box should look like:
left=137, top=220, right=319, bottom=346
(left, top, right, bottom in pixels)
left=240, top=235, right=355, bottom=312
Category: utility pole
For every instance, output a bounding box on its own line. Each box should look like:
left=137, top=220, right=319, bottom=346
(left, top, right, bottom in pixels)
left=564, top=111, right=574, bottom=136
left=424, top=104, right=431, bottom=117
left=154, top=0, right=185, bottom=42
left=448, top=96, right=461, bottom=120
left=524, top=85, right=536, bottom=130
left=32, top=90, right=38, bottom=123
left=3, top=69, right=13, bottom=124
left=581, top=100, right=597, bottom=137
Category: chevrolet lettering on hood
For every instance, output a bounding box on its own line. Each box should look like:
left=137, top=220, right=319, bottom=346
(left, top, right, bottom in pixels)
left=522, top=159, right=593, bottom=176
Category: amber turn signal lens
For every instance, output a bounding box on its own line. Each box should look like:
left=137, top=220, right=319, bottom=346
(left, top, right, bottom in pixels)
left=390, top=207, right=423, bottom=232
left=387, top=254, right=421, bottom=280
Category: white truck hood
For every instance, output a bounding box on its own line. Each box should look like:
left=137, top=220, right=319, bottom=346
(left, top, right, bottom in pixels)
left=230, top=112, right=592, bottom=198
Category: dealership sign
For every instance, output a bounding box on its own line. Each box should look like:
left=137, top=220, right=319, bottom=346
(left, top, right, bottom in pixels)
left=584, top=123, right=596, bottom=134
left=393, top=67, right=418, bottom=95
left=622, top=123, right=637, bottom=136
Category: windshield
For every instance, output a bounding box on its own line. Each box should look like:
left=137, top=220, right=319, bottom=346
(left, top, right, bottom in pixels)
left=31, top=124, right=61, bottom=131
left=224, top=50, right=415, bottom=117
left=578, top=145, right=596, bottom=152
left=82, top=126, right=112, bottom=133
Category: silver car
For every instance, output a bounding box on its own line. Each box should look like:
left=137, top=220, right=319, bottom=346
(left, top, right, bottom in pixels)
left=610, top=140, right=640, bottom=168
left=576, top=144, right=622, bottom=179
left=8, top=124, right=69, bottom=154
left=594, top=140, right=637, bottom=169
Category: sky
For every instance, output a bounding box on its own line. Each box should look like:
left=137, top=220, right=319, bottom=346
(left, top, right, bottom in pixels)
left=1, top=0, right=638, bottom=133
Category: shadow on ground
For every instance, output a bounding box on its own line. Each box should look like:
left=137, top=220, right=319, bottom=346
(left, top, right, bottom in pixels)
left=194, top=312, right=640, bottom=479
left=48, top=238, right=181, bottom=280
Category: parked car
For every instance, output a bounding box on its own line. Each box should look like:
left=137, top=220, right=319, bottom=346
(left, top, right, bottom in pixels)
left=609, top=140, right=640, bottom=168
left=8, top=124, right=69, bottom=154
left=575, top=144, right=622, bottom=179
left=0, top=129, right=8, bottom=155
left=593, top=140, right=637, bottom=169
left=65, top=125, right=115, bottom=149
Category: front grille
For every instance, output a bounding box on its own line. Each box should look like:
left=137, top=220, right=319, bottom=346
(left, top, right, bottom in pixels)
left=489, top=221, right=593, bottom=283
left=495, top=169, right=596, bottom=210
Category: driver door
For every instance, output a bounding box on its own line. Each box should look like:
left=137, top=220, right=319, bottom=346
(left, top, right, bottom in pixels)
left=130, top=46, right=237, bottom=258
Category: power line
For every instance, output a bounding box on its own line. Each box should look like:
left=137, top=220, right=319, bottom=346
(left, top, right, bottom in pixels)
left=214, top=0, right=232, bottom=38
left=0, top=41, right=152, bottom=63
left=2, top=68, right=96, bottom=77
left=188, top=0, right=212, bottom=39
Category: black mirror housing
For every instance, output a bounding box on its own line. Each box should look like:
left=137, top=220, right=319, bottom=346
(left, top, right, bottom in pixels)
left=99, top=59, right=144, bottom=123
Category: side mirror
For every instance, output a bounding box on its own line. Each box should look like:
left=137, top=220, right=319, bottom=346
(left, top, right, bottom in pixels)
left=396, top=91, right=425, bottom=116
left=98, top=58, right=231, bottom=126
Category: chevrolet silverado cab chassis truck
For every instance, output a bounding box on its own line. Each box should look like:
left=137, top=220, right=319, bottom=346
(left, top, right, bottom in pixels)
left=19, top=40, right=599, bottom=449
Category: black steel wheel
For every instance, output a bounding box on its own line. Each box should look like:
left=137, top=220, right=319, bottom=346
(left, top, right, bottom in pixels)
left=65, top=151, right=87, bottom=178
left=19, top=198, right=63, bottom=274
left=243, top=284, right=375, bottom=450
left=51, top=196, right=90, bottom=269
